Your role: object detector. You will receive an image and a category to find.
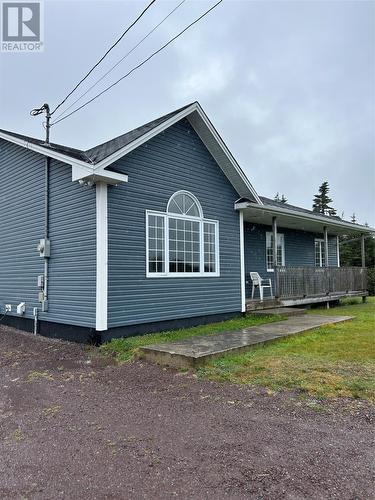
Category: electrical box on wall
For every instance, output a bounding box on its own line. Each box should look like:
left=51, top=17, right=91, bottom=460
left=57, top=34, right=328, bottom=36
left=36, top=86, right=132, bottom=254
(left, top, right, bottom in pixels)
left=37, top=238, right=51, bottom=258
left=17, top=302, right=26, bottom=315
left=37, top=275, right=44, bottom=288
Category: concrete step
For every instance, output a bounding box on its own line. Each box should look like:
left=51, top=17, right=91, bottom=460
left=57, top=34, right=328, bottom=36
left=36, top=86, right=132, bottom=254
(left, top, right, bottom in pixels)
left=249, top=307, right=307, bottom=318
left=246, top=299, right=281, bottom=311
left=138, top=315, right=354, bottom=369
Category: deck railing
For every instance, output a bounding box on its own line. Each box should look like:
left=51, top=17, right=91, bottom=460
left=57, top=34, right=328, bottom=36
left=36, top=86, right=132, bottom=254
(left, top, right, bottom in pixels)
left=275, top=266, right=367, bottom=299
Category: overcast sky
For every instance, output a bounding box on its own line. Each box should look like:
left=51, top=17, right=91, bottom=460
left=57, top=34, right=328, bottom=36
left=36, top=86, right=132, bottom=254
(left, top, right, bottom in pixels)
left=1, top=0, right=374, bottom=225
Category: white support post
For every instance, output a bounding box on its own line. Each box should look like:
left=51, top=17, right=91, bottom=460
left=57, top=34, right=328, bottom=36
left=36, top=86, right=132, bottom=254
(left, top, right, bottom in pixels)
left=272, top=216, right=278, bottom=297
left=324, top=226, right=329, bottom=267
left=336, top=235, right=340, bottom=267
left=361, top=234, right=366, bottom=268
left=239, top=210, right=246, bottom=313
left=96, top=182, right=108, bottom=331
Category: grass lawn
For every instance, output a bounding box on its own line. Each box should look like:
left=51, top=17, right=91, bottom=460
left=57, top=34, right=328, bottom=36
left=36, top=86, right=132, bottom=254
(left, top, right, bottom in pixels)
left=99, top=313, right=282, bottom=362
left=198, top=298, right=375, bottom=402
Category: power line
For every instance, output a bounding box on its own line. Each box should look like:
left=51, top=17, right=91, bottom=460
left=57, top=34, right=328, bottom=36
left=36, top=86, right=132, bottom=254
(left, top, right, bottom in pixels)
left=54, top=0, right=187, bottom=122
left=50, top=0, right=157, bottom=116
left=51, top=0, right=223, bottom=126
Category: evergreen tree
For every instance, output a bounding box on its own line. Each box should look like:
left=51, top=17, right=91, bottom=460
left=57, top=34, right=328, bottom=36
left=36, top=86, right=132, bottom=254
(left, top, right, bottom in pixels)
left=280, top=194, right=288, bottom=204
left=328, top=208, right=337, bottom=216
left=274, top=193, right=288, bottom=203
left=339, top=233, right=375, bottom=295
left=312, top=181, right=335, bottom=215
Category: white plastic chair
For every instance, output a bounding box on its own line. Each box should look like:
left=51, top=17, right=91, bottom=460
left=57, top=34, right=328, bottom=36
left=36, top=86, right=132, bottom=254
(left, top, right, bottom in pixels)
left=250, top=272, right=273, bottom=301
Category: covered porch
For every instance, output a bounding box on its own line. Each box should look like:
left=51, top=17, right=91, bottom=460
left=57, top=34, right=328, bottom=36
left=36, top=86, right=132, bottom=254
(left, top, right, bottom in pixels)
left=236, top=198, right=372, bottom=311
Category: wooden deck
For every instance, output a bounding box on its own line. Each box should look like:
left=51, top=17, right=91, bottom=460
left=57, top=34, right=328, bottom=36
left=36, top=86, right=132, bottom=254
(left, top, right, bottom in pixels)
left=246, top=266, right=368, bottom=312
left=275, top=266, right=367, bottom=300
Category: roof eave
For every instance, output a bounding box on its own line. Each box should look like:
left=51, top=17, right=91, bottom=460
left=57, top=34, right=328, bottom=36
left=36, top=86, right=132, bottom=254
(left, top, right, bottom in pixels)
left=235, top=201, right=375, bottom=234
left=0, top=130, right=94, bottom=171
left=72, top=165, right=128, bottom=185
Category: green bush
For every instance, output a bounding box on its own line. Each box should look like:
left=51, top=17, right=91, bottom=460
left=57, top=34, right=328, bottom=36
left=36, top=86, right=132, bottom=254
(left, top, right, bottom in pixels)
left=367, top=267, right=375, bottom=296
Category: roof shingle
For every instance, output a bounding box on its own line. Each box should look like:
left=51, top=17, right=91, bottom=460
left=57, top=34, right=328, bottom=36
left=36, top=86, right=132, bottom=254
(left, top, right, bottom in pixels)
left=0, top=103, right=194, bottom=165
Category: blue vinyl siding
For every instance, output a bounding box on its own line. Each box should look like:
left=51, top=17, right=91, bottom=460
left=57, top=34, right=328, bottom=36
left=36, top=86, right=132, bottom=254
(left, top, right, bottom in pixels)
left=328, top=236, right=338, bottom=266
left=0, top=140, right=45, bottom=316
left=244, top=222, right=339, bottom=298
left=0, top=140, right=96, bottom=328
left=107, top=119, right=241, bottom=328
left=47, top=160, right=96, bottom=327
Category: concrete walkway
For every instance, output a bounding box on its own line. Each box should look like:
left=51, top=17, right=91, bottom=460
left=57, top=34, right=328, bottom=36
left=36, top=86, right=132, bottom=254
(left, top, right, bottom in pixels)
left=139, top=315, right=353, bottom=368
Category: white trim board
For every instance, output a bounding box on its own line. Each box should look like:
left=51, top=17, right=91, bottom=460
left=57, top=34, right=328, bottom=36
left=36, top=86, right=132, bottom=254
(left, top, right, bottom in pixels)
left=96, top=182, right=108, bottom=331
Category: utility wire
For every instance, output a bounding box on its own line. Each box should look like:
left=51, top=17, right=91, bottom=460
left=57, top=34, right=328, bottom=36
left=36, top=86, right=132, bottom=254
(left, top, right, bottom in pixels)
left=51, top=0, right=223, bottom=126
left=54, top=0, right=187, bottom=123
left=50, top=0, right=157, bottom=116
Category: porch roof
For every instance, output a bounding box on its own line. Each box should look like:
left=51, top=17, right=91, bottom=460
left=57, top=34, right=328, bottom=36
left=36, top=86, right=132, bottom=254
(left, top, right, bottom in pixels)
left=235, top=197, right=374, bottom=235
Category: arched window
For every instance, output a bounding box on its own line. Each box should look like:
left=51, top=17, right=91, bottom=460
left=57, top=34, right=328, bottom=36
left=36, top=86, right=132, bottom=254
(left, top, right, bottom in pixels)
left=167, top=191, right=202, bottom=218
left=146, top=191, right=219, bottom=277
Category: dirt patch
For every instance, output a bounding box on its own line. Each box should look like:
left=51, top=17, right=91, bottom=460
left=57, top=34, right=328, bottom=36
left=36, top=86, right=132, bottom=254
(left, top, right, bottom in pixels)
left=0, top=325, right=373, bottom=499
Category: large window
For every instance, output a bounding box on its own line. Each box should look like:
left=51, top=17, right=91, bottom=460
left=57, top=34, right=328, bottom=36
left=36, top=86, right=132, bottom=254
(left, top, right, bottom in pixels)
left=146, top=191, right=219, bottom=277
left=266, top=232, right=285, bottom=271
left=315, top=239, right=326, bottom=267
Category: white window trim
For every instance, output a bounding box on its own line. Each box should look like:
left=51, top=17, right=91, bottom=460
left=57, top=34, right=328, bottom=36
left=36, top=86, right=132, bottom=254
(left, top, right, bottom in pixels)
left=146, top=210, right=220, bottom=278
left=266, top=232, right=285, bottom=272
left=315, top=238, right=326, bottom=267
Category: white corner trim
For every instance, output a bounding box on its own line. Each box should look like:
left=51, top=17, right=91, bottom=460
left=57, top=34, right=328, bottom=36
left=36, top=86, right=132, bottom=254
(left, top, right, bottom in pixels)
left=96, top=182, right=108, bottom=331
left=336, top=235, right=340, bottom=267
left=239, top=210, right=246, bottom=313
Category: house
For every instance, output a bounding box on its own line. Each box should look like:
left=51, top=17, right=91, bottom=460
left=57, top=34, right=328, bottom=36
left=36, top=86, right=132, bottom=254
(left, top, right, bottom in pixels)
left=0, top=102, right=372, bottom=343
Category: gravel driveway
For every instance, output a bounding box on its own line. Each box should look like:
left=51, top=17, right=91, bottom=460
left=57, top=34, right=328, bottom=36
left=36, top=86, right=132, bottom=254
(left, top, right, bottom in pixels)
left=0, top=325, right=373, bottom=499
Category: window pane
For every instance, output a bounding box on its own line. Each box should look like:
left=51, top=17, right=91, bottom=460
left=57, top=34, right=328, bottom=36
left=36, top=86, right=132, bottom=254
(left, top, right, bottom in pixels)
left=185, top=200, right=200, bottom=217
left=168, top=194, right=184, bottom=214
left=169, top=217, right=200, bottom=273
left=315, top=240, right=325, bottom=267
left=148, top=215, right=165, bottom=273
left=168, top=192, right=201, bottom=217
left=266, top=232, right=284, bottom=269
left=315, top=241, right=320, bottom=266
left=267, top=247, right=273, bottom=270
left=204, top=222, right=216, bottom=273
